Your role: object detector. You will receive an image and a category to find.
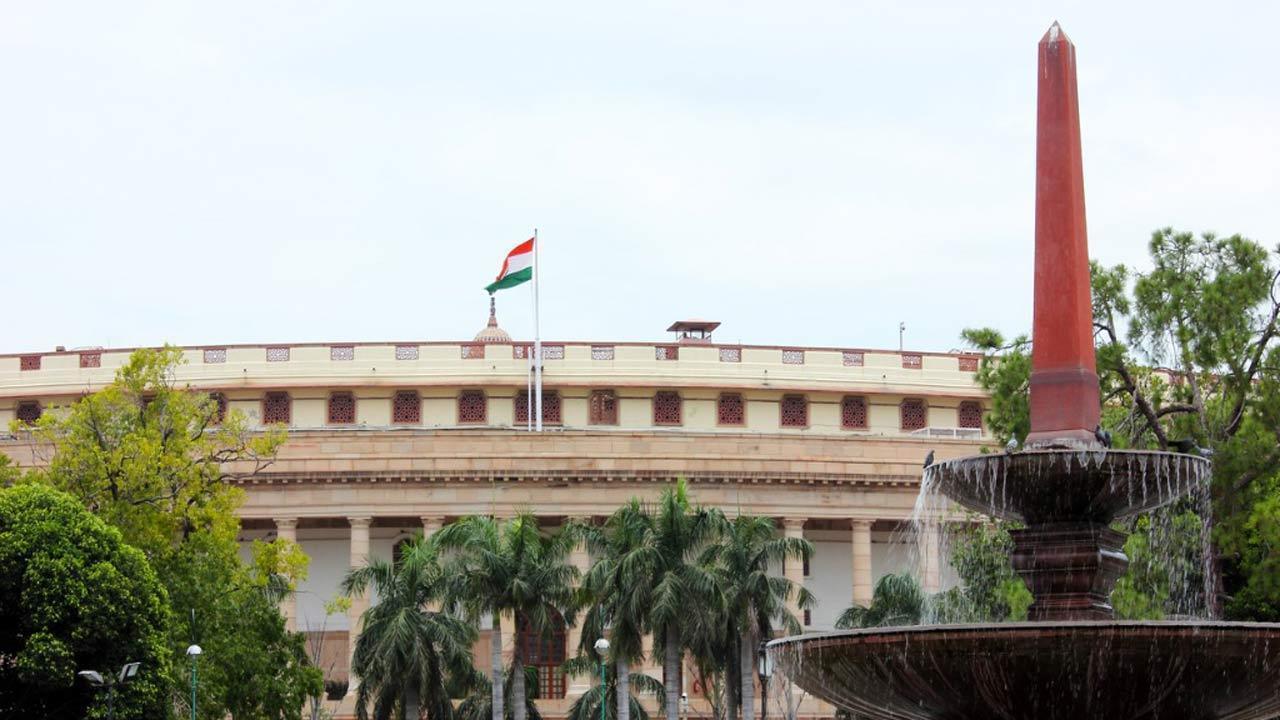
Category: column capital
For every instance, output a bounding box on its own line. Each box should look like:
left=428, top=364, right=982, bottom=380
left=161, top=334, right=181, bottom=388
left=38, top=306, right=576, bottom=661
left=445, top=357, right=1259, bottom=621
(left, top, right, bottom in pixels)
left=781, top=517, right=806, bottom=533
left=851, top=519, right=875, bottom=530
left=420, top=515, right=446, bottom=533
left=273, top=517, right=299, bottom=531
left=348, top=516, right=373, bottom=529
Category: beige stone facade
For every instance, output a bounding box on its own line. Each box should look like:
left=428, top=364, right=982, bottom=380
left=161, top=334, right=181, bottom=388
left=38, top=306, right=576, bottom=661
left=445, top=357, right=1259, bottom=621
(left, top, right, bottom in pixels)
left=0, top=333, right=989, bottom=719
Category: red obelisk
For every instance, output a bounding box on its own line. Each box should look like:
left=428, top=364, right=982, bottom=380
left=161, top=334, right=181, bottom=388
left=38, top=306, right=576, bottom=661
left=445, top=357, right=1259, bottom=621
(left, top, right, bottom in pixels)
left=1026, top=22, right=1101, bottom=449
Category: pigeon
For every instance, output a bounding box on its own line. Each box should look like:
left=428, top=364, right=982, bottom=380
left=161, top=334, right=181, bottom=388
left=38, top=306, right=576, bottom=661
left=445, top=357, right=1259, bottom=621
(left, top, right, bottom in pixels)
left=1199, top=446, right=1216, bottom=459
left=1171, top=438, right=1198, bottom=455
left=1094, top=425, right=1113, bottom=448
left=1005, top=438, right=1019, bottom=454
left=923, top=450, right=935, bottom=468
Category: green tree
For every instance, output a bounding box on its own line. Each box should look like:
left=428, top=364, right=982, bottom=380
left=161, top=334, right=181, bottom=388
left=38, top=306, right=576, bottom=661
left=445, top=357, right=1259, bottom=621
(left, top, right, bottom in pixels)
left=342, top=536, right=477, bottom=720
left=834, top=573, right=924, bottom=629
left=19, top=346, right=320, bottom=715
left=964, top=228, right=1280, bottom=620
left=561, top=656, right=663, bottom=720
left=0, top=484, right=171, bottom=719
left=437, top=514, right=580, bottom=720
left=700, top=515, right=811, bottom=720
left=454, top=663, right=543, bottom=720
left=931, top=521, right=1031, bottom=623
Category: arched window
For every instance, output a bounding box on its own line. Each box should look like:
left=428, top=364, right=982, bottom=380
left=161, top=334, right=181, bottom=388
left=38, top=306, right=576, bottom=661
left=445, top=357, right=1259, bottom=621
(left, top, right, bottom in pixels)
left=392, top=536, right=414, bottom=565
left=518, top=610, right=567, bottom=699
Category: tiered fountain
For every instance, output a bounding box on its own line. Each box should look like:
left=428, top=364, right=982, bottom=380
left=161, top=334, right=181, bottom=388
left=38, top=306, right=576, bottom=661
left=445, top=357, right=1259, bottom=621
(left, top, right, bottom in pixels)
left=769, top=23, right=1280, bottom=720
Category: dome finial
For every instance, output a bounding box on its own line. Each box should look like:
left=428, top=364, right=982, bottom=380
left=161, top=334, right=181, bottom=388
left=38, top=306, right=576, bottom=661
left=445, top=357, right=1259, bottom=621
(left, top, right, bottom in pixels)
left=474, top=293, right=512, bottom=343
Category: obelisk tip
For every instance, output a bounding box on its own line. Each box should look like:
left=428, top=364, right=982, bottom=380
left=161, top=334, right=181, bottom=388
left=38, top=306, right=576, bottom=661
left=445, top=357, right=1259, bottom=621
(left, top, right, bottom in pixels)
left=1040, top=21, right=1071, bottom=46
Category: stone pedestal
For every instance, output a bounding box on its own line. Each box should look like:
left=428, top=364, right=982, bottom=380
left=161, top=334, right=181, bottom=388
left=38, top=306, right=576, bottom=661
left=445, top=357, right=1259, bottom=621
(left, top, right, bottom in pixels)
left=1010, top=522, right=1127, bottom=620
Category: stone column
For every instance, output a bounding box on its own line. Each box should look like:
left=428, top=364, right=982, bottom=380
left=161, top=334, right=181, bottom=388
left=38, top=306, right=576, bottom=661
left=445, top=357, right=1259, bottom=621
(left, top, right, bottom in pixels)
left=567, top=517, right=592, bottom=697
left=421, top=515, right=445, bottom=539
left=274, top=517, right=299, bottom=630
left=347, top=516, right=373, bottom=682
left=782, top=518, right=807, bottom=623
left=851, top=520, right=874, bottom=607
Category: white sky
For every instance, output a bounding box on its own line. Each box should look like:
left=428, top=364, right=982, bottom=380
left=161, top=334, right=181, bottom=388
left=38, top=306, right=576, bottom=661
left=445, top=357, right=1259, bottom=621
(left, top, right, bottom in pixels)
left=2, top=2, right=1277, bottom=354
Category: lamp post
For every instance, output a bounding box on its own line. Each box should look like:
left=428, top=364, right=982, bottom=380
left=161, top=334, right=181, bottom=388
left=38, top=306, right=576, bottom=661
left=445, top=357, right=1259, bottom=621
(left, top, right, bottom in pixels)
left=78, top=662, right=140, bottom=720
left=757, top=643, right=774, bottom=720
left=187, top=644, right=203, bottom=720
left=593, top=638, right=610, bottom=720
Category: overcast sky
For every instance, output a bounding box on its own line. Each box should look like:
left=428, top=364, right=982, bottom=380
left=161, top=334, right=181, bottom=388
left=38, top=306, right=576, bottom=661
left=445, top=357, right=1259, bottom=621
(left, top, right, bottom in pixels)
left=2, top=2, right=1277, bottom=354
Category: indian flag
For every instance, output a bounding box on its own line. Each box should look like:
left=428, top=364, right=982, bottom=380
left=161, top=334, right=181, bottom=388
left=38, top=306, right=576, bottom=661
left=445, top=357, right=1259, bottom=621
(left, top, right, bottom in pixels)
left=485, top=237, right=535, bottom=293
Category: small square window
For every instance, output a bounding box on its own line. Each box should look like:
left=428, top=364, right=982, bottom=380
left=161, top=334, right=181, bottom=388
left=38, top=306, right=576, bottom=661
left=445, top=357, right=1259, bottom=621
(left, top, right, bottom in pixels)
left=395, top=345, right=419, bottom=361
left=653, top=391, right=682, bottom=425
left=781, top=395, right=808, bottom=427
left=330, top=346, right=354, bottom=361
left=589, top=390, right=618, bottom=425
left=204, top=348, right=227, bottom=364
left=392, top=391, right=421, bottom=424
left=718, top=394, right=745, bottom=426
left=514, top=345, right=530, bottom=360
left=266, top=347, right=291, bottom=363
left=458, top=390, right=487, bottom=424
left=958, top=401, right=983, bottom=429
left=900, top=399, right=927, bottom=431
left=843, top=351, right=865, bottom=367
left=328, top=392, right=356, bottom=424
left=515, top=390, right=562, bottom=425
left=263, top=392, right=291, bottom=424
left=782, top=349, right=805, bottom=365
left=841, top=396, right=868, bottom=429
left=15, top=401, right=42, bottom=424
left=79, top=352, right=101, bottom=368
left=461, top=344, right=486, bottom=360
left=719, top=347, right=741, bottom=363
left=655, top=346, right=679, bottom=361
left=959, top=356, right=979, bottom=372
left=902, top=353, right=922, bottom=369
left=19, top=355, right=40, bottom=371
left=591, top=346, right=615, bottom=361
left=542, top=345, right=565, bottom=360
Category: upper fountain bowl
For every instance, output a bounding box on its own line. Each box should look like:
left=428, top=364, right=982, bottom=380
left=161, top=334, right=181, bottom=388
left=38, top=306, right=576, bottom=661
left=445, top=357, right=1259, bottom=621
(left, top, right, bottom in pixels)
left=925, top=449, right=1210, bottom=524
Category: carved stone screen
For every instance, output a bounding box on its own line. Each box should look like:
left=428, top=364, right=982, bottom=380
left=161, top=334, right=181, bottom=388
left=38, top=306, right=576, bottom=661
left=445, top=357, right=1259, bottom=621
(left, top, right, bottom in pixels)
left=780, top=394, right=808, bottom=427
left=392, top=391, right=420, bottom=424
left=900, top=398, right=927, bottom=430
left=653, top=391, right=682, bottom=425
left=841, top=396, right=868, bottom=429
left=718, top=394, right=745, bottom=425
left=328, top=392, right=356, bottom=424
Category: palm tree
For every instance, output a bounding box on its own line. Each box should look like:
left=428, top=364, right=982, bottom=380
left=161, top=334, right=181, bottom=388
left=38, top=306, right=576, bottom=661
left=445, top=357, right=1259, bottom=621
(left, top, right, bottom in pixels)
left=579, top=499, right=652, bottom=720
left=834, top=573, right=925, bottom=629
left=341, top=536, right=478, bottom=720
left=647, top=481, right=722, bottom=720
left=437, top=514, right=580, bottom=720
left=454, top=662, right=544, bottom=720
left=562, top=655, right=664, bottom=720
left=701, top=515, right=813, bottom=720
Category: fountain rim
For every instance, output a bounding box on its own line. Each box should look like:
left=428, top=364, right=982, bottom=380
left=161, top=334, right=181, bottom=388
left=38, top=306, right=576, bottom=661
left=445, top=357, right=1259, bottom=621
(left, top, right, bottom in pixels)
left=928, top=447, right=1211, bottom=468
left=766, top=619, right=1280, bottom=652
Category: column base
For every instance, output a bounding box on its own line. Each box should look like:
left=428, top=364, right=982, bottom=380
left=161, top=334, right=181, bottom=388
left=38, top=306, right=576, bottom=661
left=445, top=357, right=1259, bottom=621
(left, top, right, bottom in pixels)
left=1010, top=522, right=1127, bottom=621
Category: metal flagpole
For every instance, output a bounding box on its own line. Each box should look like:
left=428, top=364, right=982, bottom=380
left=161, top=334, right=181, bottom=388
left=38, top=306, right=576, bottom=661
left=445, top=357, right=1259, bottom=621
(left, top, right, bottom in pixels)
left=526, top=351, right=533, bottom=432
left=533, top=229, right=543, bottom=432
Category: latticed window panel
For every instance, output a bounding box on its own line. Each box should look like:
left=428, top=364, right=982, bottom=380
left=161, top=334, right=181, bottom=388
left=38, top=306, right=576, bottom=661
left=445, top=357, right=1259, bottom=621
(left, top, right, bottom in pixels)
left=203, top=348, right=227, bottom=364
left=330, top=345, right=354, bottom=361
left=718, top=394, right=745, bottom=425
left=782, top=349, right=805, bottom=365
left=266, top=347, right=291, bottom=363
left=655, top=345, right=679, bottom=361
left=958, top=401, right=983, bottom=429
left=461, top=344, right=486, bottom=360
left=395, top=345, right=419, bottom=361
left=843, top=351, right=865, bottom=367
left=841, top=396, right=868, bottom=429
left=513, top=345, right=530, bottom=360
left=458, top=391, right=487, bottom=424
left=719, top=347, right=741, bottom=363
left=900, top=399, right=927, bottom=431
left=19, top=355, right=40, bottom=371
left=328, top=392, right=356, bottom=424
left=542, top=345, right=565, bottom=360
left=515, top=390, right=562, bottom=425
left=589, top=390, right=618, bottom=425
left=780, top=394, right=808, bottom=427
left=15, top=401, right=41, bottom=424
left=79, top=352, right=101, bottom=368
left=392, top=391, right=420, bottom=424
left=209, top=393, right=227, bottom=425
left=958, top=356, right=979, bottom=372
left=653, top=391, right=682, bottom=425
left=263, top=392, right=291, bottom=425
left=901, top=353, right=922, bottom=369
left=591, top=345, right=615, bottom=361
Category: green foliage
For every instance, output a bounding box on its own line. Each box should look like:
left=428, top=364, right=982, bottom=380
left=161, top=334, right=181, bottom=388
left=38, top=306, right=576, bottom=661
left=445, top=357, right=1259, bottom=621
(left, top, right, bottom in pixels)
left=960, top=329, right=1031, bottom=444
left=561, top=657, right=663, bottom=720
left=343, top=536, right=476, bottom=720
left=0, top=484, right=170, bottom=719
left=933, top=521, right=1031, bottom=623
left=835, top=574, right=924, bottom=629
left=454, top=663, right=545, bottom=720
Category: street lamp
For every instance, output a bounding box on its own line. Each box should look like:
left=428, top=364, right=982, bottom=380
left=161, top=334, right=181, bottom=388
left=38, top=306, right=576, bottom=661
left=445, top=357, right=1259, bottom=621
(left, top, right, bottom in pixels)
left=77, top=662, right=141, bottom=720
left=757, top=643, right=774, bottom=720
left=593, top=638, right=610, bottom=720
left=187, top=644, right=203, bottom=720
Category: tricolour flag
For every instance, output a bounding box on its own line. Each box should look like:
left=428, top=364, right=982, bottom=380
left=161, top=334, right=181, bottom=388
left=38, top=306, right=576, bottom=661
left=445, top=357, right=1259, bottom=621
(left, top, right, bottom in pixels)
left=485, top=238, right=535, bottom=293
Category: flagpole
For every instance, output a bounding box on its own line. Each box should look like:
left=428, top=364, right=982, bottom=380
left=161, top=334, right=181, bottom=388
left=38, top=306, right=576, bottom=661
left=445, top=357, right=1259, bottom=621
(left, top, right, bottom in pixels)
left=526, top=351, right=533, bottom=432
left=533, top=228, right=543, bottom=432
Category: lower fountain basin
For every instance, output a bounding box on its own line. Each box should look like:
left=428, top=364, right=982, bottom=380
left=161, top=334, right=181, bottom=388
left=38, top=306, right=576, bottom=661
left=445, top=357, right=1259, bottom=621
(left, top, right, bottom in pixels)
left=769, top=621, right=1280, bottom=720
left=925, top=450, right=1210, bottom=524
